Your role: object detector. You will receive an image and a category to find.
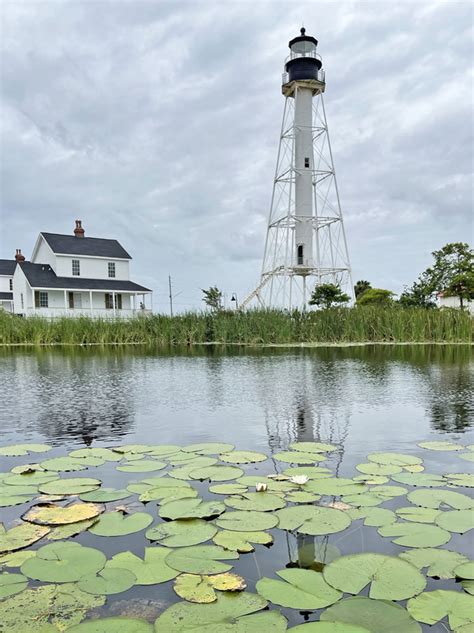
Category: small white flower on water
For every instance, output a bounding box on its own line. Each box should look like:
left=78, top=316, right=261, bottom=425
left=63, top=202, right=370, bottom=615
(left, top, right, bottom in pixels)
left=256, top=482, right=268, bottom=492
left=289, top=475, right=309, bottom=485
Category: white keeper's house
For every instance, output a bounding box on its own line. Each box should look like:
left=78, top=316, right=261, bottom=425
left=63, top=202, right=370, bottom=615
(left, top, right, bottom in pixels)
left=0, top=220, right=152, bottom=318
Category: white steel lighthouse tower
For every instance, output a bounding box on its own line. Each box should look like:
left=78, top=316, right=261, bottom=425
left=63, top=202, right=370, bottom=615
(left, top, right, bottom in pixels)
left=243, top=29, right=352, bottom=310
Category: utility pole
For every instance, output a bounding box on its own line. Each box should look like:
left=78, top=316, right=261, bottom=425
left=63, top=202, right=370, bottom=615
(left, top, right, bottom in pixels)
left=168, top=275, right=173, bottom=317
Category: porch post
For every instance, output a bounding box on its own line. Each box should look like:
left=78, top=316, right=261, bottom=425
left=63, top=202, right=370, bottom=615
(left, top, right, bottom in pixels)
left=64, top=290, right=67, bottom=313
left=150, top=292, right=153, bottom=313
left=89, top=291, right=93, bottom=315
left=112, top=291, right=116, bottom=317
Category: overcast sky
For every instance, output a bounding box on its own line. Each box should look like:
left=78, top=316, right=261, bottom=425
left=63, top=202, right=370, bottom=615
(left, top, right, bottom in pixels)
left=1, top=0, right=472, bottom=311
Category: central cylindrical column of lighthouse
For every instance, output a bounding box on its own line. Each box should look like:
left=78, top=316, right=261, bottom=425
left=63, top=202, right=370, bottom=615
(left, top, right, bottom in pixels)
left=283, top=28, right=324, bottom=271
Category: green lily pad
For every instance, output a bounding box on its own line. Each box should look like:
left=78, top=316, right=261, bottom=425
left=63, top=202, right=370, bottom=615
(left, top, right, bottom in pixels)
left=219, top=451, right=267, bottom=464
left=113, top=444, right=152, bottom=454
left=21, top=542, right=105, bottom=582
left=139, top=485, right=198, bottom=504
left=224, top=492, right=286, bottom=512
left=418, top=441, right=464, bottom=451
left=106, top=547, right=178, bottom=584
left=38, top=477, right=101, bottom=495
left=321, top=596, right=422, bottom=632
left=368, top=452, right=422, bottom=466
left=286, top=491, right=320, bottom=503
left=0, top=488, right=36, bottom=507
left=274, top=451, right=327, bottom=464
left=80, top=488, right=132, bottom=503
left=0, top=444, right=51, bottom=457
left=155, top=592, right=287, bottom=632
left=215, top=510, right=279, bottom=532
left=306, top=478, right=367, bottom=496
left=283, top=466, right=332, bottom=480
left=459, top=453, right=474, bottom=462
left=378, top=522, right=451, bottom=547
left=77, top=567, right=136, bottom=595
left=209, top=483, right=248, bottom=495
left=395, top=507, right=441, bottom=523
left=407, top=590, right=474, bottom=629
left=257, top=568, right=341, bottom=609
left=356, top=463, right=401, bottom=476
left=69, top=448, right=122, bottom=462
left=0, top=550, right=36, bottom=568
left=0, top=572, right=28, bottom=599
left=446, top=473, right=474, bottom=488
left=370, top=485, right=408, bottom=498
left=455, top=562, right=474, bottom=580
left=346, top=508, right=396, bottom=527
left=147, top=444, right=181, bottom=457
left=0, top=522, right=50, bottom=553
left=182, top=443, right=235, bottom=455
left=10, top=463, right=45, bottom=474
left=117, top=460, right=166, bottom=473
left=275, top=505, right=351, bottom=536
left=213, top=529, right=273, bottom=552
left=47, top=518, right=99, bottom=541
left=0, top=583, right=105, bottom=632
left=189, top=466, right=244, bottom=482
left=168, top=453, right=218, bottom=465
left=353, top=475, right=389, bottom=485
left=165, top=545, right=239, bottom=575
left=40, top=457, right=88, bottom=472
left=436, top=509, right=473, bottom=533
left=66, top=617, right=153, bottom=632
left=290, top=442, right=337, bottom=453
left=236, top=475, right=296, bottom=492
left=146, top=519, right=217, bottom=547
left=22, top=501, right=104, bottom=525
left=407, top=488, right=474, bottom=510
left=399, top=548, right=469, bottom=579
left=88, top=511, right=153, bottom=536
left=342, top=493, right=383, bottom=507
left=391, top=472, right=445, bottom=487
left=2, top=471, right=58, bottom=486
left=289, top=623, right=370, bottom=632
left=169, top=459, right=219, bottom=480
left=174, top=572, right=246, bottom=603
left=159, top=498, right=225, bottom=520
left=323, top=553, right=426, bottom=600
left=71, top=456, right=105, bottom=467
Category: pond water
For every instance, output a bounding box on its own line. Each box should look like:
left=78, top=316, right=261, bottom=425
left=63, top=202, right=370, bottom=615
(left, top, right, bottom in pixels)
left=0, top=344, right=473, bottom=631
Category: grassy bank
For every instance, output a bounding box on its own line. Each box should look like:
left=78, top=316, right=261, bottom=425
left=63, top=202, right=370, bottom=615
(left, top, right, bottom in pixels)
left=0, top=307, right=471, bottom=346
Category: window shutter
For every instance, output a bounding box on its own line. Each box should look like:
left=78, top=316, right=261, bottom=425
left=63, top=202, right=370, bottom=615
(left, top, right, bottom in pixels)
left=117, top=294, right=122, bottom=310
left=35, top=291, right=40, bottom=308
left=69, top=292, right=74, bottom=308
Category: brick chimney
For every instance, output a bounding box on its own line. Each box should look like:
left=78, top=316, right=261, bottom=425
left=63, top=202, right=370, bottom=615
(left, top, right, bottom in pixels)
left=74, top=219, right=85, bottom=238
left=15, top=249, right=25, bottom=262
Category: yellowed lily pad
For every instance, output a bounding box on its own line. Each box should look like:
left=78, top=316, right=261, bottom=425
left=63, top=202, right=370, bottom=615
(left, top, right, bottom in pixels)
left=174, top=572, right=246, bottom=603
left=0, top=522, right=50, bottom=554
left=22, top=502, right=104, bottom=525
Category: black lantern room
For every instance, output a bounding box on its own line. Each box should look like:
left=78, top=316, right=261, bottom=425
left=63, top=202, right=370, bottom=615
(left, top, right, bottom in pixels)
left=285, top=28, right=323, bottom=83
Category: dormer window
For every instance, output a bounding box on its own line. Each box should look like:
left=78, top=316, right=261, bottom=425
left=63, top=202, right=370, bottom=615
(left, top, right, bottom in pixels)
left=72, top=259, right=80, bottom=276
left=108, top=262, right=116, bottom=278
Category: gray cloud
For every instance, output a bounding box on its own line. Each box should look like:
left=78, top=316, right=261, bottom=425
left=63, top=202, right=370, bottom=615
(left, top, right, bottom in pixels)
left=1, top=0, right=472, bottom=309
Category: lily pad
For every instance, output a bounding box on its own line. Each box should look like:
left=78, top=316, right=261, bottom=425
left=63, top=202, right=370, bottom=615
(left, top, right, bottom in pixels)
left=139, top=485, right=198, bottom=504
left=321, top=596, right=422, bottom=632
left=69, top=448, right=122, bottom=462
left=159, top=498, right=225, bottom=520
left=0, top=572, right=28, bottom=599
left=213, top=529, right=273, bottom=552
left=77, top=567, right=136, bottom=595
left=368, top=452, right=422, bottom=467
left=38, top=477, right=101, bottom=496
left=356, top=463, right=401, bottom=476
left=395, top=507, right=441, bottom=523
left=446, top=473, right=474, bottom=488
left=286, top=491, right=320, bottom=503
left=399, top=548, right=469, bottom=579
left=346, top=508, right=396, bottom=527
left=237, top=475, right=296, bottom=492
left=407, top=488, right=474, bottom=510
left=418, top=441, right=464, bottom=451
left=0, top=488, right=36, bottom=507
left=370, top=484, right=407, bottom=498
left=341, top=493, right=383, bottom=507
left=147, top=444, right=181, bottom=457
left=224, top=492, right=286, bottom=512
left=215, top=510, right=279, bottom=532
left=257, top=568, right=342, bottom=609
left=407, top=590, right=474, bottom=629
left=47, top=518, right=99, bottom=541
left=188, top=466, right=244, bottom=482
left=323, top=553, right=426, bottom=600
left=182, top=443, right=234, bottom=455
left=116, top=460, right=166, bottom=473
left=89, top=511, right=153, bottom=536
left=283, top=466, right=332, bottom=480
left=290, top=442, right=337, bottom=453
left=0, top=522, right=50, bottom=553
left=0, top=444, right=51, bottom=457
left=274, top=451, right=326, bottom=464
left=219, top=451, right=267, bottom=464
left=113, top=444, right=152, bottom=454
left=146, top=519, right=217, bottom=547
left=2, top=471, right=58, bottom=486
left=209, top=483, right=248, bottom=495
left=169, top=459, right=219, bottom=480
left=378, top=522, right=451, bottom=547
left=391, top=472, right=445, bottom=487
left=275, top=505, right=351, bottom=536
left=155, top=591, right=287, bottom=633
left=165, top=545, right=239, bottom=575
left=40, top=457, right=88, bottom=472
left=21, top=542, right=105, bottom=582
left=106, top=547, right=178, bottom=585
left=174, top=572, right=246, bottom=603
left=289, top=624, right=370, bottom=632
left=66, top=618, right=153, bottom=632
left=306, top=478, right=367, bottom=496
left=459, top=453, right=474, bottom=462
left=455, top=562, right=474, bottom=580
left=0, top=583, right=105, bottom=632
left=80, top=488, right=132, bottom=503
left=0, top=550, right=36, bottom=568
left=22, top=501, right=104, bottom=525
left=435, top=509, right=473, bottom=533
left=353, top=475, right=389, bottom=485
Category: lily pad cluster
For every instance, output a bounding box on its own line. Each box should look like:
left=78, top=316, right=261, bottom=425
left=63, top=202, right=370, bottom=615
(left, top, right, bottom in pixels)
left=0, top=439, right=472, bottom=631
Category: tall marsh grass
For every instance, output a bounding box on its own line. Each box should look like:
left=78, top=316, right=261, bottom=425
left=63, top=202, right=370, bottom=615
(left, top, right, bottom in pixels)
left=0, top=307, right=471, bottom=346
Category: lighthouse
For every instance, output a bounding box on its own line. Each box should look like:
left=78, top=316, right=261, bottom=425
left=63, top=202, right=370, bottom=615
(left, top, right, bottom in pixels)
left=242, top=28, right=352, bottom=310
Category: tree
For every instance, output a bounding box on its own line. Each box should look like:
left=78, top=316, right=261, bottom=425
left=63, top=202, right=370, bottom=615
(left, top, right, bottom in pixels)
left=357, top=288, right=394, bottom=306
left=354, top=280, right=371, bottom=299
left=201, top=286, right=223, bottom=311
left=398, top=280, right=436, bottom=309
left=309, top=283, right=350, bottom=310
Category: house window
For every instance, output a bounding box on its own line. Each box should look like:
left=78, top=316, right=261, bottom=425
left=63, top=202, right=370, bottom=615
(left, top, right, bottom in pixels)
left=304, top=157, right=310, bottom=168
left=297, top=244, right=304, bottom=265
left=105, top=293, right=122, bottom=310
left=72, top=259, right=80, bottom=276
left=9, top=279, right=13, bottom=291
left=108, top=262, right=116, bottom=278
left=35, top=291, right=48, bottom=308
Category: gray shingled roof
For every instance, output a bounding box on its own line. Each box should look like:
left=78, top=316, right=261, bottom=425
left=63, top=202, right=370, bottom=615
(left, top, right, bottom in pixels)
left=19, top=262, right=150, bottom=292
left=41, top=233, right=132, bottom=259
left=0, top=260, right=17, bottom=276
left=0, top=292, right=13, bottom=300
